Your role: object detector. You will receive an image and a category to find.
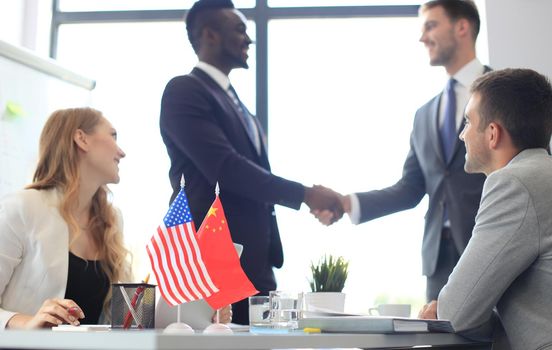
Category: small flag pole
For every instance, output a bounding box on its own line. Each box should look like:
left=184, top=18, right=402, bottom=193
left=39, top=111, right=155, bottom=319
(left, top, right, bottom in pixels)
left=162, top=174, right=194, bottom=334
left=163, top=303, right=193, bottom=334
left=203, top=181, right=233, bottom=335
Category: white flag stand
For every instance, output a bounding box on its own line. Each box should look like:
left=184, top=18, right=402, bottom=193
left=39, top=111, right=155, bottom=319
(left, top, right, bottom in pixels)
left=163, top=304, right=194, bottom=334
left=203, top=309, right=233, bottom=334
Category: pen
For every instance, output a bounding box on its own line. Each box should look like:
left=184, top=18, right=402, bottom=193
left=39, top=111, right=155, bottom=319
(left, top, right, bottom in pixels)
left=68, top=307, right=80, bottom=318
left=123, top=273, right=150, bottom=329
left=67, top=306, right=83, bottom=325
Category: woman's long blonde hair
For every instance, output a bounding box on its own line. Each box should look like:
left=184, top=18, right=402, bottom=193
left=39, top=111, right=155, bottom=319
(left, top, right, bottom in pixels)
left=27, top=107, right=131, bottom=318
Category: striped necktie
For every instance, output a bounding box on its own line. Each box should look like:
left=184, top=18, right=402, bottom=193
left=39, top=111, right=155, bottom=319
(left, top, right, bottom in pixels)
left=440, top=78, right=457, bottom=163
left=227, top=85, right=261, bottom=154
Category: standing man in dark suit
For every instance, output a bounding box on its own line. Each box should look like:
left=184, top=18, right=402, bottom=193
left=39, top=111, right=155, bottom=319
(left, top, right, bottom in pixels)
left=159, top=0, right=342, bottom=325
left=315, top=0, right=487, bottom=301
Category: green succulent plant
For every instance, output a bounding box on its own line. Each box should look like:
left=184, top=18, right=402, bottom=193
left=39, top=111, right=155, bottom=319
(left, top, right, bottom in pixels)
left=309, top=255, right=349, bottom=292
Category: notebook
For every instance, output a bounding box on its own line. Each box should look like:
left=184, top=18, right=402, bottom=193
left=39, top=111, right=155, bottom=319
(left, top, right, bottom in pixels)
left=298, top=315, right=453, bottom=334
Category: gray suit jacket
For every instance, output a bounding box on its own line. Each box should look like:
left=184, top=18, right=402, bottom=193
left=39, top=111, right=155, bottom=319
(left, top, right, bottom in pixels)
left=438, top=149, right=552, bottom=350
left=356, top=91, right=486, bottom=276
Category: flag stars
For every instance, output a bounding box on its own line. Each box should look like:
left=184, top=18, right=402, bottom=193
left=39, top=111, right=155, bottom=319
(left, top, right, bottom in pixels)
left=163, top=189, right=193, bottom=226
left=207, top=207, right=218, bottom=217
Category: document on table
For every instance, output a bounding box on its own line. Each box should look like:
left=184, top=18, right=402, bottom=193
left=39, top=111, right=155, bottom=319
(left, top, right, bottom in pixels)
left=298, top=316, right=453, bottom=334
left=52, top=325, right=111, bottom=332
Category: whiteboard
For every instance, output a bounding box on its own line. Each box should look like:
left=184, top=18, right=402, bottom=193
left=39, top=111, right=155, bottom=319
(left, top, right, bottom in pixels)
left=0, top=40, right=95, bottom=198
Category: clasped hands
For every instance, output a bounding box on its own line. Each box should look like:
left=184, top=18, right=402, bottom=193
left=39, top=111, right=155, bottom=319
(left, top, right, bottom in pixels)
left=304, top=185, right=350, bottom=225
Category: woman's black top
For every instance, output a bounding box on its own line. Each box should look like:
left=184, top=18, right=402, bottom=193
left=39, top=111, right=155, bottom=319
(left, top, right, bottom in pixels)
left=64, top=252, right=109, bottom=324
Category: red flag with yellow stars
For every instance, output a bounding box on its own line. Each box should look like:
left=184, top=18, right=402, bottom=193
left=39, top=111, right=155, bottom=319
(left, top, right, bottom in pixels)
left=197, top=195, right=258, bottom=310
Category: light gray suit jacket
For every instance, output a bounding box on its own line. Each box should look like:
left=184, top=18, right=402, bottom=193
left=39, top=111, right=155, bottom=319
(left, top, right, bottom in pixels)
left=438, top=148, right=552, bottom=350
left=357, top=91, right=486, bottom=276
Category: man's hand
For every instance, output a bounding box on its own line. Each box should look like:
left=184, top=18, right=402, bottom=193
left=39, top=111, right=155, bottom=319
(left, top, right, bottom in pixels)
left=312, top=194, right=352, bottom=225
left=418, top=300, right=438, bottom=319
left=211, top=305, right=232, bottom=324
left=304, top=185, right=344, bottom=224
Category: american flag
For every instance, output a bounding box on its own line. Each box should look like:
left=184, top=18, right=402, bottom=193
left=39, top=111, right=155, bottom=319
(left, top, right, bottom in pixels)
left=146, top=187, right=218, bottom=306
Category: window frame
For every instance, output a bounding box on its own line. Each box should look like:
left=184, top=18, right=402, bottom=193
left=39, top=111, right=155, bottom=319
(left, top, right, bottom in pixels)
left=49, top=0, right=419, bottom=136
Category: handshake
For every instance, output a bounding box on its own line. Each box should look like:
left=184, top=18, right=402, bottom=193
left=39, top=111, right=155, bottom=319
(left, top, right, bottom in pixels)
left=304, top=185, right=350, bottom=225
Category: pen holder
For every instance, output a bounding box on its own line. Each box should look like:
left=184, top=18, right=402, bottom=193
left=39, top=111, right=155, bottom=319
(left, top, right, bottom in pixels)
left=111, top=283, right=156, bottom=329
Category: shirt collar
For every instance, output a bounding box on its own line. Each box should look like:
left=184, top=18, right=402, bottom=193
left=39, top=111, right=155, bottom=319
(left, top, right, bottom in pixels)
left=451, top=58, right=485, bottom=89
left=196, top=61, right=231, bottom=91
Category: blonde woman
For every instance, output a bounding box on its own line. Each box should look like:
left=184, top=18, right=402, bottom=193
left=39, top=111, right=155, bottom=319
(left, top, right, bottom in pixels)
left=0, top=107, right=131, bottom=329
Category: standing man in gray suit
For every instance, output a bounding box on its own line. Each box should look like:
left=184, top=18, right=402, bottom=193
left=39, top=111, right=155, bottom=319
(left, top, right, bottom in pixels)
left=316, top=0, right=487, bottom=301
left=419, top=68, right=552, bottom=350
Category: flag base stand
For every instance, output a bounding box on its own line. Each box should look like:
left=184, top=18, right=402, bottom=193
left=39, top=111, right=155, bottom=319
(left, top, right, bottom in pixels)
left=163, top=305, right=194, bottom=334
left=163, top=322, right=194, bottom=334
left=203, top=323, right=233, bottom=334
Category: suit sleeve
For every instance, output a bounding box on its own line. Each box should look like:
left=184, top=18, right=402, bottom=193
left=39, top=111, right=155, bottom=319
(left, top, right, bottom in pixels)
left=437, top=172, right=537, bottom=332
left=355, top=131, right=426, bottom=223
left=0, top=194, right=24, bottom=329
left=160, top=76, right=304, bottom=209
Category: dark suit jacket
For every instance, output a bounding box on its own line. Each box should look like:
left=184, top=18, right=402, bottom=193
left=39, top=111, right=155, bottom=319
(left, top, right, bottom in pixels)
left=357, top=72, right=489, bottom=276
left=160, top=68, right=305, bottom=292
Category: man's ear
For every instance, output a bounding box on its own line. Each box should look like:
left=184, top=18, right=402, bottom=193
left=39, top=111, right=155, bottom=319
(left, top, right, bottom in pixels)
left=74, top=129, right=90, bottom=152
left=487, top=122, right=502, bottom=149
left=455, top=18, right=470, bottom=39
left=203, top=27, right=220, bottom=47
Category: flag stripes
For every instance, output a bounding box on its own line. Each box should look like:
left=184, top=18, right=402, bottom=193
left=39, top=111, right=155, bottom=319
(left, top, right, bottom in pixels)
left=147, top=197, right=218, bottom=306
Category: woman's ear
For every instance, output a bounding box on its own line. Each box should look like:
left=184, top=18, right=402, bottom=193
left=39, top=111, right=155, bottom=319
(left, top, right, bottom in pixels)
left=73, top=129, right=90, bottom=152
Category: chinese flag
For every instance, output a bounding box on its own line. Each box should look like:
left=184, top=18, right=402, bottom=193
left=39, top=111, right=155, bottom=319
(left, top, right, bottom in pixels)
left=197, top=195, right=258, bottom=310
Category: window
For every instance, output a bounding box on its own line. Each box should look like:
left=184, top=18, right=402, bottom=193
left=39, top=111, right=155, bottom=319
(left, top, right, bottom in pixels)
left=268, top=17, right=443, bottom=313
left=55, top=20, right=256, bottom=274
left=268, top=0, right=422, bottom=7
left=58, top=0, right=255, bottom=11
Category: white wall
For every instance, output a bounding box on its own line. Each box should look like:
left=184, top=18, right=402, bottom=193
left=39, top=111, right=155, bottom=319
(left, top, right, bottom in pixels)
left=0, top=1, right=25, bottom=47
left=485, top=0, right=552, bottom=78
left=0, top=0, right=51, bottom=56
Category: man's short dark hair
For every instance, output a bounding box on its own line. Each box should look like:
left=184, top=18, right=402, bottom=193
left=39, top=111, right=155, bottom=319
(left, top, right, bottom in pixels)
left=186, top=0, right=235, bottom=53
left=470, top=68, right=552, bottom=151
left=421, top=0, right=480, bottom=41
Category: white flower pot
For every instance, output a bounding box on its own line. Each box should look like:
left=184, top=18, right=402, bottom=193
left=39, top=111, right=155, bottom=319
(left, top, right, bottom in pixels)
left=304, top=292, right=346, bottom=313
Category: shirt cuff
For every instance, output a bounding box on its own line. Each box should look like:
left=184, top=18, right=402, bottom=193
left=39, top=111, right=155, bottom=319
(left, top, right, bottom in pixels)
left=348, top=193, right=361, bottom=225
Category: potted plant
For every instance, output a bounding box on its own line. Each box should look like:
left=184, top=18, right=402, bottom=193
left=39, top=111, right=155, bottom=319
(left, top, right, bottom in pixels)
left=305, top=255, right=349, bottom=313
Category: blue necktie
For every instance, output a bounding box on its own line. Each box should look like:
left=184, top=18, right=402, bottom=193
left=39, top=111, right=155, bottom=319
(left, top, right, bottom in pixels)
left=227, top=85, right=261, bottom=154
left=440, top=78, right=457, bottom=163
left=441, top=79, right=456, bottom=226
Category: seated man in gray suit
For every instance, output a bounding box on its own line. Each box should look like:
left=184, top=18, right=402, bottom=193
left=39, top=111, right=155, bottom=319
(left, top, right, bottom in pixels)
left=419, top=68, right=552, bottom=350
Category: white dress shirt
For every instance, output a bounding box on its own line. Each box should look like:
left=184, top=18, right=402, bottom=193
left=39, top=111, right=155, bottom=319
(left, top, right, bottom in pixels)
left=195, top=61, right=261, bottom=153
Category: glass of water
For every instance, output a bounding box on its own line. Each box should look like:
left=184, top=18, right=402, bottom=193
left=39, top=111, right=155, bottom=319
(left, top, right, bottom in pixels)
left=268, top=291, right=301, bottom=330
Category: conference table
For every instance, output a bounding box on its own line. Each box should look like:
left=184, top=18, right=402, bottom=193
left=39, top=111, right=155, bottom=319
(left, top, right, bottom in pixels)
left=0, top=329, right=491, bottom=350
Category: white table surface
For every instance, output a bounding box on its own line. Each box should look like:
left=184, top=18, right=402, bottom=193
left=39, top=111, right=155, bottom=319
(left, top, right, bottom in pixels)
left=0, top=329, right=491, bottom=350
